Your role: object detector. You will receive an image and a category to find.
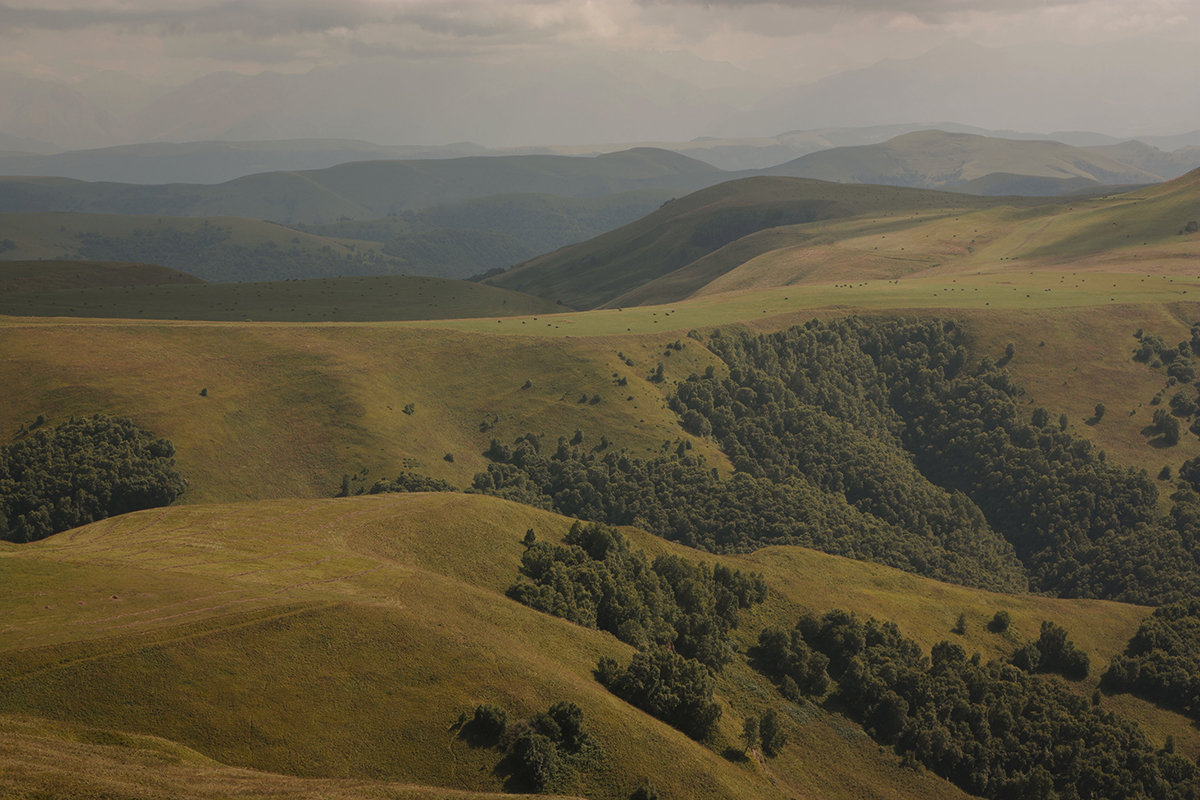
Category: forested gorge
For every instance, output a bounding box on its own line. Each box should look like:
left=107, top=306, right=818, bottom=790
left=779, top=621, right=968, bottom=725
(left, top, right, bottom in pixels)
left=463, top=317, right=1200, bottom=603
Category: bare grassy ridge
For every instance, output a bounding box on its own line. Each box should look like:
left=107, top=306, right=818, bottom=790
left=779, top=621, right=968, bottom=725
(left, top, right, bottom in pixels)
left=0, top=260, right=202, bottom=295
left=0, top=274, right=562, bottom=321
left=2, top=492, right=1190, bottom=800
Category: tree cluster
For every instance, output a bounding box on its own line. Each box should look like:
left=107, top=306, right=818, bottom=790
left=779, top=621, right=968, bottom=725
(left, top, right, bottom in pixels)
left=1010, top=621, right=1090, bottom=680
left=777, top=609, right=1199, bottom=800
left=596, top=646, right=721, bottom=740
left=1103, top=599, right=1200, bottom=721
left=366, top=471, right=456, bottom=494
left=464, top=700, right=597, bottom=793
left=1, top=415, right=185, bottom=543
left=1134, top=326, right=1200, bottom=441
left=508, top=521, right=766, bottom=671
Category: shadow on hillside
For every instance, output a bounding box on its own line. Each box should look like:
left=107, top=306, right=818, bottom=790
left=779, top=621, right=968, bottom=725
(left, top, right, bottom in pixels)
left=721, top=746, right=750, bottom=763
left=1139, top=425, right=1177, bottom=448
left=455, top=718, right=501, bottom=750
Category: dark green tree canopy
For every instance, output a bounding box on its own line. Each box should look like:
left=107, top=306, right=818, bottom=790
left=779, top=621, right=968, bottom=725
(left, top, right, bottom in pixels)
left=1, top=415, right=185, bottom=543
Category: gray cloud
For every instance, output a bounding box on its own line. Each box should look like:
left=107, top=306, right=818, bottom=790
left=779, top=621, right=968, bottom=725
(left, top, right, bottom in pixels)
left=0, top=0, right=586, bottom=40
left=641, top=0, right=1098, bottom=22
left=0, top=1, right=389, bottom=36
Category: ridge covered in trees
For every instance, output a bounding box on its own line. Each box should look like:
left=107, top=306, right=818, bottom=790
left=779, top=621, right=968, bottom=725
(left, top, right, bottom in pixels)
left=0, top=415, right=185, bottom=543
left=508, top=522, right=762, bottom=741
left=764, top=609, right=1199, bottom=800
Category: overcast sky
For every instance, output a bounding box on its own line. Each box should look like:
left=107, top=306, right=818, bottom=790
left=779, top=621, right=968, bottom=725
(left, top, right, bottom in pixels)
left=1, top=0, right=1198, bottom=147
left=2, top=0, right=1196, bottom=85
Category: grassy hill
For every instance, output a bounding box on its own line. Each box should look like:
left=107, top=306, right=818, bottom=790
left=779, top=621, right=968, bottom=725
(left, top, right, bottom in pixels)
left=0, top=260, right=202, bottom=295
left=0, top=274, right=562, bottom=322
left=762, top=130, right=1161, bottom=193
left=0, top=148, right=725, bottom=225
left=485, top=177, right=1016, bottom=309
left=1, top=491, right=1191, bottom=799
left=0, top=212, right=403, bottom=282
left=487, top=166, right=1200, bottom=310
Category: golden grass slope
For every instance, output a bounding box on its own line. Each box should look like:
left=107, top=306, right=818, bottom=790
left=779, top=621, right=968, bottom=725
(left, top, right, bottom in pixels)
left=1, top=491, right=1191, bottom=799
left=0, top=714, right=565, bottom=800
left=4, top=291, right=1200, bottom=504
left=0, top=318, right=732, bottom=503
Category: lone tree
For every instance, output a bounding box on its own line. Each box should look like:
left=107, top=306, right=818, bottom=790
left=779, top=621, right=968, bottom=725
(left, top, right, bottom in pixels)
left=742, top=714, right=760, bottom=756
left=759, top=708, right=787, bottom=757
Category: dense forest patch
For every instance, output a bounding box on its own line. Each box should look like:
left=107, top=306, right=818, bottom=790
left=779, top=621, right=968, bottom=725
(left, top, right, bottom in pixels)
left=1104, top=599, right=1200, bottom=721
left=508, top=522, right=766, bottom=671
left=0, top=415, right=185, bottom=543
left=765, top=609, right=1199, bottom=800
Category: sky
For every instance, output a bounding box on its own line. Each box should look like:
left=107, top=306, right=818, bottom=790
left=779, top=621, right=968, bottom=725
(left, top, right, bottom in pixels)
left=1, top=0, right=1198, bottom=146
left=2, top=0, right=1195, bottom=85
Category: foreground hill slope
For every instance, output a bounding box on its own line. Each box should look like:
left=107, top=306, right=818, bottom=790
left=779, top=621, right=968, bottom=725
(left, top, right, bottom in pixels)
left=2, top=491, right=1190, bottom=799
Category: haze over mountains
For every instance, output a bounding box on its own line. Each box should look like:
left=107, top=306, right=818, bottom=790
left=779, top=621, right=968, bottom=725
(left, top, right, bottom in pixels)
left=3, top=38, right=1199, bottom=154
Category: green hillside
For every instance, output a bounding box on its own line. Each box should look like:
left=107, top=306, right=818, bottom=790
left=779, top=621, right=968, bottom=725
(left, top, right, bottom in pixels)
left=0, top=148, right=725, bottom=225
left=7, top=161, right=1200, bottom=800
left=488, top=167, right=1200, bottom=310
left=485, top=176, right=1019, bottom=308
left=0, top=212, right=402, bottom=282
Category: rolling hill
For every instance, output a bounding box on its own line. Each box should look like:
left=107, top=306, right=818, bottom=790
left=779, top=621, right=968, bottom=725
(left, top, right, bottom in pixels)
left=484, top=176, right=1016, bottom=308
left=0, top=260, right=202, bottom=296
left=761, top=130, right=1161, bottom=193
left=0, top=148, right=725, bottom=225
left=486, top=166, right=1200, bottom=310
left=0, top=273, right=563, bottom=322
